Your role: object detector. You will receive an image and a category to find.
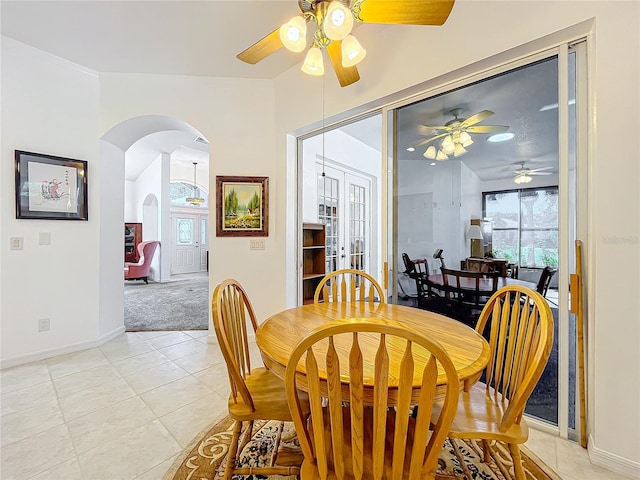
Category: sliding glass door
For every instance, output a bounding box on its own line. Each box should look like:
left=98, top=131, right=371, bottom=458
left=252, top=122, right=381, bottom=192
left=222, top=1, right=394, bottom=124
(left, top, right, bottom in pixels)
left=384, top=45, right=586, bottom=440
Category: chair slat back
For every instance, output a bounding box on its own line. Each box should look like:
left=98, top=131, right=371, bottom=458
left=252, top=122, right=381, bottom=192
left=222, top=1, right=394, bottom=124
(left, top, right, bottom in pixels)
left=212, top=279, right=259, bottom=410
left=314, top=269, right=385, bottom=305
left=475, top=285, right=554, bottom=431
left=285, top=318, right=459, bottom=480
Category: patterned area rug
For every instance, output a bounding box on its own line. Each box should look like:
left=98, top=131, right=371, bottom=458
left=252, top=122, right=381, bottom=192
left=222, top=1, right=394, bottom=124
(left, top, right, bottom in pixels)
left=164, top=415, right=563, bottom=480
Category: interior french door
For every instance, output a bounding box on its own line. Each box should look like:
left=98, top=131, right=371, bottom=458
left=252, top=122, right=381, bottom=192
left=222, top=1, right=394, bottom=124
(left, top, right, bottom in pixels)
left=316, top=164, right=371, bottom=276
left=171, top=211, right=208, bottom=274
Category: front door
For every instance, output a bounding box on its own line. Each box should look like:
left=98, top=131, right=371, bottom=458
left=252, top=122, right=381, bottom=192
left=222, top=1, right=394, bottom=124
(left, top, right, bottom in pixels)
left=171, top=212, right=208, bottom=274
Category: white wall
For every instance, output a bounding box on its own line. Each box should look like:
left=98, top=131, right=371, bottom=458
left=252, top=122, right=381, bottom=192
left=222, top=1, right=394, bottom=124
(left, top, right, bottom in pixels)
left=123, top=180, right=137, bottom=222
left=0, top=37, right=117, bottom=365
left=273, top=1, right=639, bottom=474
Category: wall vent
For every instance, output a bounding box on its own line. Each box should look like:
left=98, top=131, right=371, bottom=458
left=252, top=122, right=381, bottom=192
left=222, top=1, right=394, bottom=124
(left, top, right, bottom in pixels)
left=194, top=136, right=209, bottom=145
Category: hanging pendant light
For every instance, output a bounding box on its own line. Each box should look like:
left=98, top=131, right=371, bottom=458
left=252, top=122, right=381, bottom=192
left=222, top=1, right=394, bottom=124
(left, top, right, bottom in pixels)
left=186, top=162, right=204, bottom=205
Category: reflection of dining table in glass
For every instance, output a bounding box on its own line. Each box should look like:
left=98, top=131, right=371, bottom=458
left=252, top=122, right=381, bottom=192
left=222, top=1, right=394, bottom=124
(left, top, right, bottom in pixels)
left=255, top=302, right=490, bottom=404
left=427, top=273, right=536, bottom=292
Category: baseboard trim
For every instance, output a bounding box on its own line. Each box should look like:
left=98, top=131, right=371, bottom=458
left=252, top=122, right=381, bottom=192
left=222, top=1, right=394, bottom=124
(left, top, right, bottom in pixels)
left=0, top=326, right=126, bottom=370
left=588, top=434, right=640, bottom=478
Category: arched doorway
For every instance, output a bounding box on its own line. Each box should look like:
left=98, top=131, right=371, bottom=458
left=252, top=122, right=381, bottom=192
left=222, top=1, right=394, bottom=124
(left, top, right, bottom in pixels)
left=101, top=115, right=211, bottom=332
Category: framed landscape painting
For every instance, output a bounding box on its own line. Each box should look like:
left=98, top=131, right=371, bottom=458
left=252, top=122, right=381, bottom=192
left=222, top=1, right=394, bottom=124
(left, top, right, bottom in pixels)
left=216, top=176, right=268, bottom=237
left=15, top=150, right=88, bottom=220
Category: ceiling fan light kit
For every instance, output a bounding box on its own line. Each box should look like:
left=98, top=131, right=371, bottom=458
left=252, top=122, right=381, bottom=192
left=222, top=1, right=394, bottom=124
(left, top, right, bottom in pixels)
left=512, top=163, right=553, bottom=184
left=415, top=108, right=510, bottom=161
left=237, top=0, right=455, bottom=87
left=514, top=174, right=532, bottom=184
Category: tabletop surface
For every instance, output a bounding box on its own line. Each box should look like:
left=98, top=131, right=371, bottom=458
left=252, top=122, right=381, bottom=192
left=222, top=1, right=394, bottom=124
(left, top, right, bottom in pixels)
left=256, top=302, right=490, bottom=391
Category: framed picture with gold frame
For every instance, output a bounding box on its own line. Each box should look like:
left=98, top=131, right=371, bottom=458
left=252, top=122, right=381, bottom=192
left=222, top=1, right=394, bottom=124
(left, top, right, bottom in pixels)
left=216, top=176, right=268, bottom=237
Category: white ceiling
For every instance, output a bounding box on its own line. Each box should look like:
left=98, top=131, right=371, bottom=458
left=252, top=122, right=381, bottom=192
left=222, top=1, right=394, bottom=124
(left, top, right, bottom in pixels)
left=1, top=1, right=562, bottom=183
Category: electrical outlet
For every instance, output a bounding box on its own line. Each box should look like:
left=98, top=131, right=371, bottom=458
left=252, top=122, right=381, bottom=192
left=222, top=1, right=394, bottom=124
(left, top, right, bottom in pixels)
left=38, top=318, right=50, bottom=332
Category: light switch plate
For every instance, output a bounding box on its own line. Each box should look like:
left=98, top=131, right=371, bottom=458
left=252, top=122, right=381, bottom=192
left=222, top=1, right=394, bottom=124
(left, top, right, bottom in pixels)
left=250, top=239, right=265, bottom=250
left=10, top=237, right=23, bottom=250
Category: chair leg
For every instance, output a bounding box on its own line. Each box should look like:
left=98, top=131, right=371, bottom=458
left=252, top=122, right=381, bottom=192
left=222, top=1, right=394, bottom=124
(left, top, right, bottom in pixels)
left=224, top=420, right=243, bottom=480
left=508, top=443, right=525, bottom=480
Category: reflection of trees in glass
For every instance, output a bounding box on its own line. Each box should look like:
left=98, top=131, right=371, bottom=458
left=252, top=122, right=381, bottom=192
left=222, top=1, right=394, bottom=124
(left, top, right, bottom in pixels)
left=485, top=187, right=558, bottom=268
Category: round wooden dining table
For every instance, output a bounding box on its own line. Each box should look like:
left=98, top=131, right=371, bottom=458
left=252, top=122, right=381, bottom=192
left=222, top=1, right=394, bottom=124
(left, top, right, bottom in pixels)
left=256, top=302, right=490, bottom=404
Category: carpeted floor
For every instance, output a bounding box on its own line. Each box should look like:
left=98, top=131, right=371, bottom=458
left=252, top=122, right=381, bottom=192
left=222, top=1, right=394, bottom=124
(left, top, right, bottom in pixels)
left=124, top=272, right=209, bottom=331
left=164, top=416, right=563, bottom=480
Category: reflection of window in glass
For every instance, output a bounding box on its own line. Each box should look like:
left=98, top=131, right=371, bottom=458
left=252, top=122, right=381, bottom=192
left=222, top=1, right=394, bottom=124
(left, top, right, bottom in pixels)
left=201, top=219, right=207, bottom=245
left=484, top=187, right=558, bottom=268
left=349, top=184, right=366, bottom=272
left=318, top=174, right=339, bottom=275
left=177, top=218, right=194, bottom=245
left=170, top=182, right=208, bottom=207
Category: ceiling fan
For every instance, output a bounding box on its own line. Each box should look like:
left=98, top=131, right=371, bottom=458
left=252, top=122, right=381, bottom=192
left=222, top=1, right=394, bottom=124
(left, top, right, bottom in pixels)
left=415, top=108, right=509, bottom=160
left=512, top=164, right=553, bottom=184
left=236, top=0, right=456, bottom=87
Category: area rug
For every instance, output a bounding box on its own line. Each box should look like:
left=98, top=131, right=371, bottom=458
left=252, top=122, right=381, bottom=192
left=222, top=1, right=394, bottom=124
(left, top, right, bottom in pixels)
left=124, top=273, right=209, bottom=331
left=164, top=415, right=562, bottom=480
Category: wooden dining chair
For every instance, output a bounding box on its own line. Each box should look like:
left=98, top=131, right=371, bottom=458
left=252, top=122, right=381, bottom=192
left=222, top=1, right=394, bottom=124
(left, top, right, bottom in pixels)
left=313, top=268, right=385, bottom=305
left=212, top=279, right=309, bottom=480
left=432, top=285, right=554, bottom=480
left=285, top=317, right=460, bottom=480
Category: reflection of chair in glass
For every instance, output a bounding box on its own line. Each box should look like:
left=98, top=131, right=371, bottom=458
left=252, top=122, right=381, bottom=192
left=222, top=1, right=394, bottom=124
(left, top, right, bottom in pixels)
left=314, top=268, right=385, bottom=304
left=212, top=279, right=309, bottom=480
left=440, top=267, right=499, bottom=321
left=401, top=253, right=430, bottom=306
left=285, top=318, right=460, bottom=480
left=536, top=265, right=558, bottom=297
left=432, top=285, right=554, bottom=480
left=124, top=240, right=159, bottom=284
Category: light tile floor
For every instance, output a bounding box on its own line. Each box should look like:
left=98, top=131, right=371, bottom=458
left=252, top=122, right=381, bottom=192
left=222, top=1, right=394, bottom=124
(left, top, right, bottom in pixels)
left=0, top=330, right=626, bottom=480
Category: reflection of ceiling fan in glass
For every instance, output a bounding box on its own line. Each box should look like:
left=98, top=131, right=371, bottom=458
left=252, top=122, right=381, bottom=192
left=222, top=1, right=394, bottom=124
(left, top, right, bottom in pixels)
left=236, top=0, right=455, bottom=87
left=415, top=108, right=509, bottom=160
left=513, top=164, right=553, bottom=184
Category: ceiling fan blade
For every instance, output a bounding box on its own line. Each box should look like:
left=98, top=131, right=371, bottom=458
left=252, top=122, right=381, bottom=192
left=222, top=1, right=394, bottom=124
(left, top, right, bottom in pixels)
left=417, top=124, right=439, bottom=136
left=460, top=110, right=494, bottom=127
left=237, top=28, right=282, bottom=64
left=356, top=0, right=455, bottom=25
left=327, top=41, right=360, bottom=87
left=529, top=166, right=554, bottom=172
left=530, top=171, right=553, bottom=175
left=414, top=132, right=448, bottom=147
left=465, top=125, right=509, bottom=134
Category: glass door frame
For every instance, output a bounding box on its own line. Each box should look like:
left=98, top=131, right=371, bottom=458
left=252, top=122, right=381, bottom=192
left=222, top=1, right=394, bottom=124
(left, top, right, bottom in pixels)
left=381, top=44, right=586, bottom=441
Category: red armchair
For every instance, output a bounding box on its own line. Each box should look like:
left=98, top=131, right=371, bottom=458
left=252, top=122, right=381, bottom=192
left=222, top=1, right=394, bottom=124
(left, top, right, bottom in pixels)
left=124, top=241, right=160, bottom=284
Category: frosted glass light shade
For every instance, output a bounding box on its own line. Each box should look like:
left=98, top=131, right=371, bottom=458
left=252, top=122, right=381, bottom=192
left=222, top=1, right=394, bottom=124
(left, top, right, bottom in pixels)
left=301, top=46, right=324, bottom=75
left=453, top=143, right=467, bottom=157
left=279, top=16, right=307, bottom=52
left=423, top=145, right=436, bottom=159
left=441, top=135, right=454, bottom=155
left=436, top=150, right=448, bottom=161
left=324, top=1, right=353, bottom=40
left=341, top=34, right=366, bottom=67
left=514, top=174, right=532, bottom=184
left=460, top=131, right=473, bottom=147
